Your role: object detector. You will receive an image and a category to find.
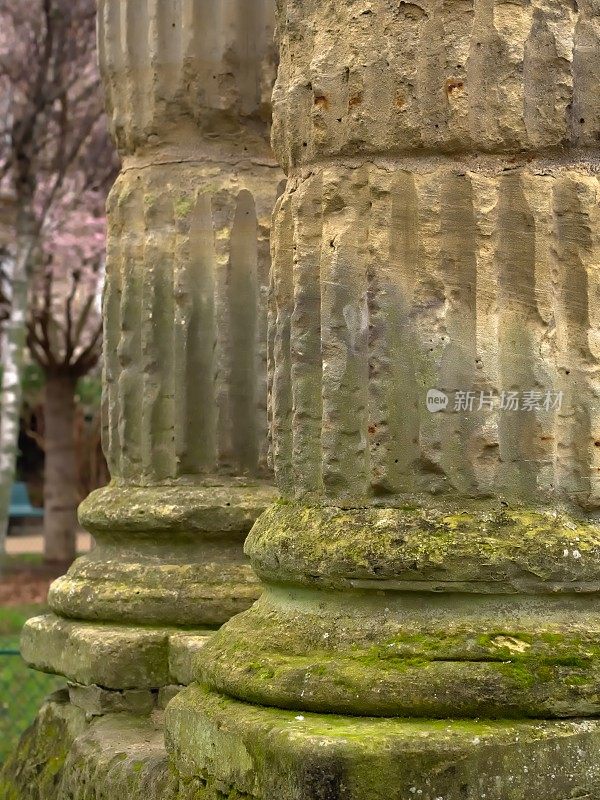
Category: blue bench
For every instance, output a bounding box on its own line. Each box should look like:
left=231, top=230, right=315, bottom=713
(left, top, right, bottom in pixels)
left=9, top=481, right=43, bottom=520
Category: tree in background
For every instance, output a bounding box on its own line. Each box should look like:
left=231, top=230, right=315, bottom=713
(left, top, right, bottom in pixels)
left=0, top=0, right=117, bottom=559
left=28, top=181, right=106, bottom=562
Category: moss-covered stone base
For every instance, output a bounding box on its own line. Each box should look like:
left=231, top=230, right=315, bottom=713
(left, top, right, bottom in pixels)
left=166, top=684, right=600, bottom=800
left=0, top=690, right=177, bottom=800
left=199, top=502, right=600, bottom=718
left=5, top=687, right=600, bottom=800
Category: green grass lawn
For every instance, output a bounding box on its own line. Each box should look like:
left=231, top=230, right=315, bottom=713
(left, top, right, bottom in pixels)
left=0, top=604, right=65, bottom=764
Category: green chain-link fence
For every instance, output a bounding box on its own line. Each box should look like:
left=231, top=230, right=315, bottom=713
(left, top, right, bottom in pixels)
left=0, top=645, right=65, bottom=764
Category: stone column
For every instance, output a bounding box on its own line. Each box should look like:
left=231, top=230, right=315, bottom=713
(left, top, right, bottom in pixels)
left=21, top=0, right=280, bottom=696
left=167, top=2, right=600, bottom=798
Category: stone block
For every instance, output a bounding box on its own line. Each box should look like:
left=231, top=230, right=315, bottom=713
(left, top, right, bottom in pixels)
left=0, top=692, right=177, bottom=800
left=166, top=684, right=600, bottom=800
left=67, top=683, right=158, bottom=716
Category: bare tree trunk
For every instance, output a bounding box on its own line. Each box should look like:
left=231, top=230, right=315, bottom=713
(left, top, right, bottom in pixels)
left=43, top=370, right=78, bottom=564
left=0, top=208, right=36, bottom=554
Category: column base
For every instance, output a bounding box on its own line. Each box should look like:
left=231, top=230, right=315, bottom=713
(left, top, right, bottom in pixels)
left=200, top=502, right=600, bottom=718
left=49, top=480, right=277, bottom=627
left=21, top=614, right=211, bottom=688
left=166, top=684, right=600, bottom=800
left=0, top=690, right=177, bottom=800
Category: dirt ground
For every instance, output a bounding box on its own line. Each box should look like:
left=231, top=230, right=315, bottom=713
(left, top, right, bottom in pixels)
left=0, top=567, right=58, bottom=605
left=1, top=532, right=92, bottom=606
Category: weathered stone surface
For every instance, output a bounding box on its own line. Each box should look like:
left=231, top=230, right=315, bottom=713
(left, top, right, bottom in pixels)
left=97, top=0, right=281, bottom=484
left=243, top=0, right=600, bottom=728
left=197, top=506, right=600, bottom=720
left=22, top=615, right=173, bottom=688
left=100, top=161, right=278, bottom=486
left=271, top=0, right=600, bottom=168
left=168, top=632, right=212, bottom=687
left=21, top=615, right=214, bottom=689
left=267, top=0, right=600, bottom=509
left=180, top=0, right=600, bottom=796
left=57, top=710, right=176, bottom=800
left=0, top=692, right=177, bottom=800
left=269, top=161, right=600, bottom=508
left=67, top=684, right=158, bottom=716
left=166, top=684, right=600, bottom=800
left=29, top=0, right=281, bottom=689
left=48, top=482, right=276, bottom=627
left=6, top=687, right=600, bottom=800
left=99, top=0, right=277, bottom=160
left=0, top=691, right=87, bottom=800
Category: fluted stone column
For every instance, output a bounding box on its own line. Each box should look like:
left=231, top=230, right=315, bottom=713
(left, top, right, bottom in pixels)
left=21, top=0, right=280, bottom=695
left=167, top=2, right=600, bottom=798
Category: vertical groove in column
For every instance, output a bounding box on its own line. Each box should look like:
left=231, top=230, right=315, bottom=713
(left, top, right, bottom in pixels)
left=124, top=0, right=150, bottom=147
left=98, top=0, right=124, bottom=144
left=102, top=184, right=123, bottom=478
left=523, top=173, right=558, bottom=499
left=496, top=172, right=541, bottom=501
left=270, top=191, right=294, bottom=494
left=385, top=1, right=427, bottom=150
left=173, top=192, right=218, bottom=475
left=366, top=168, right=393, bottom=496
left=213, top=192, right=236, bottom=472
left=151, top=0, right=184, bottom=113
left=553, top=175, right=600, bottom=508
left=412, top=173, right=446, bottom=490
left=467, top=0, right=531, bottom=148
left=572, top=3, right=600, bottom=146
left=439, top=173, right=478, bottom=495
left=290, top=174, right=323, bottom=498
left=140, top=177, right=177, bottom=482
left=254, top=187, right=280, bottom=474
left=386, top=172, right=420, bottom=492
left=236, top=0, right=265, bottom=116
left=524, top=1, right=577, bottom=147
left=116, top=182, right=144, bottom=481
left=471, top=173, right=500, bottom=497
left=441, top=0, right=475, bottom=149
left=229, top=190, right=259, bottom=474
left=416, top=0, right=447, bottom=148
left=320, top=167, right=370, bottom=500
left=189, top=193, right=218, bottom=474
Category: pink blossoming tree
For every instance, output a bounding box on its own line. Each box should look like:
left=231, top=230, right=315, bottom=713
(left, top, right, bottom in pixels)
left=0, top=0, right=117, bottom=561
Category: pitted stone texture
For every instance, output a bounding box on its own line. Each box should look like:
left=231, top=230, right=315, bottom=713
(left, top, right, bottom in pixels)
left=0, top=692, right=177, bottom=800
left=101, top=163, right=279, bottom=484
left=270, top=162, right=600, bottom=509
left=168, top=632, right=211, bottom=687
left=166, top=684, right=600, bottom=800
left=47, top=0, right=281, bottom=651
left=273, top=0, right=600, bottom=170
left=21, top=615, right=213, bottom=689
left=67, top=684, right=158, bottom=716
left=98, top=0, right=277, bottom=156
